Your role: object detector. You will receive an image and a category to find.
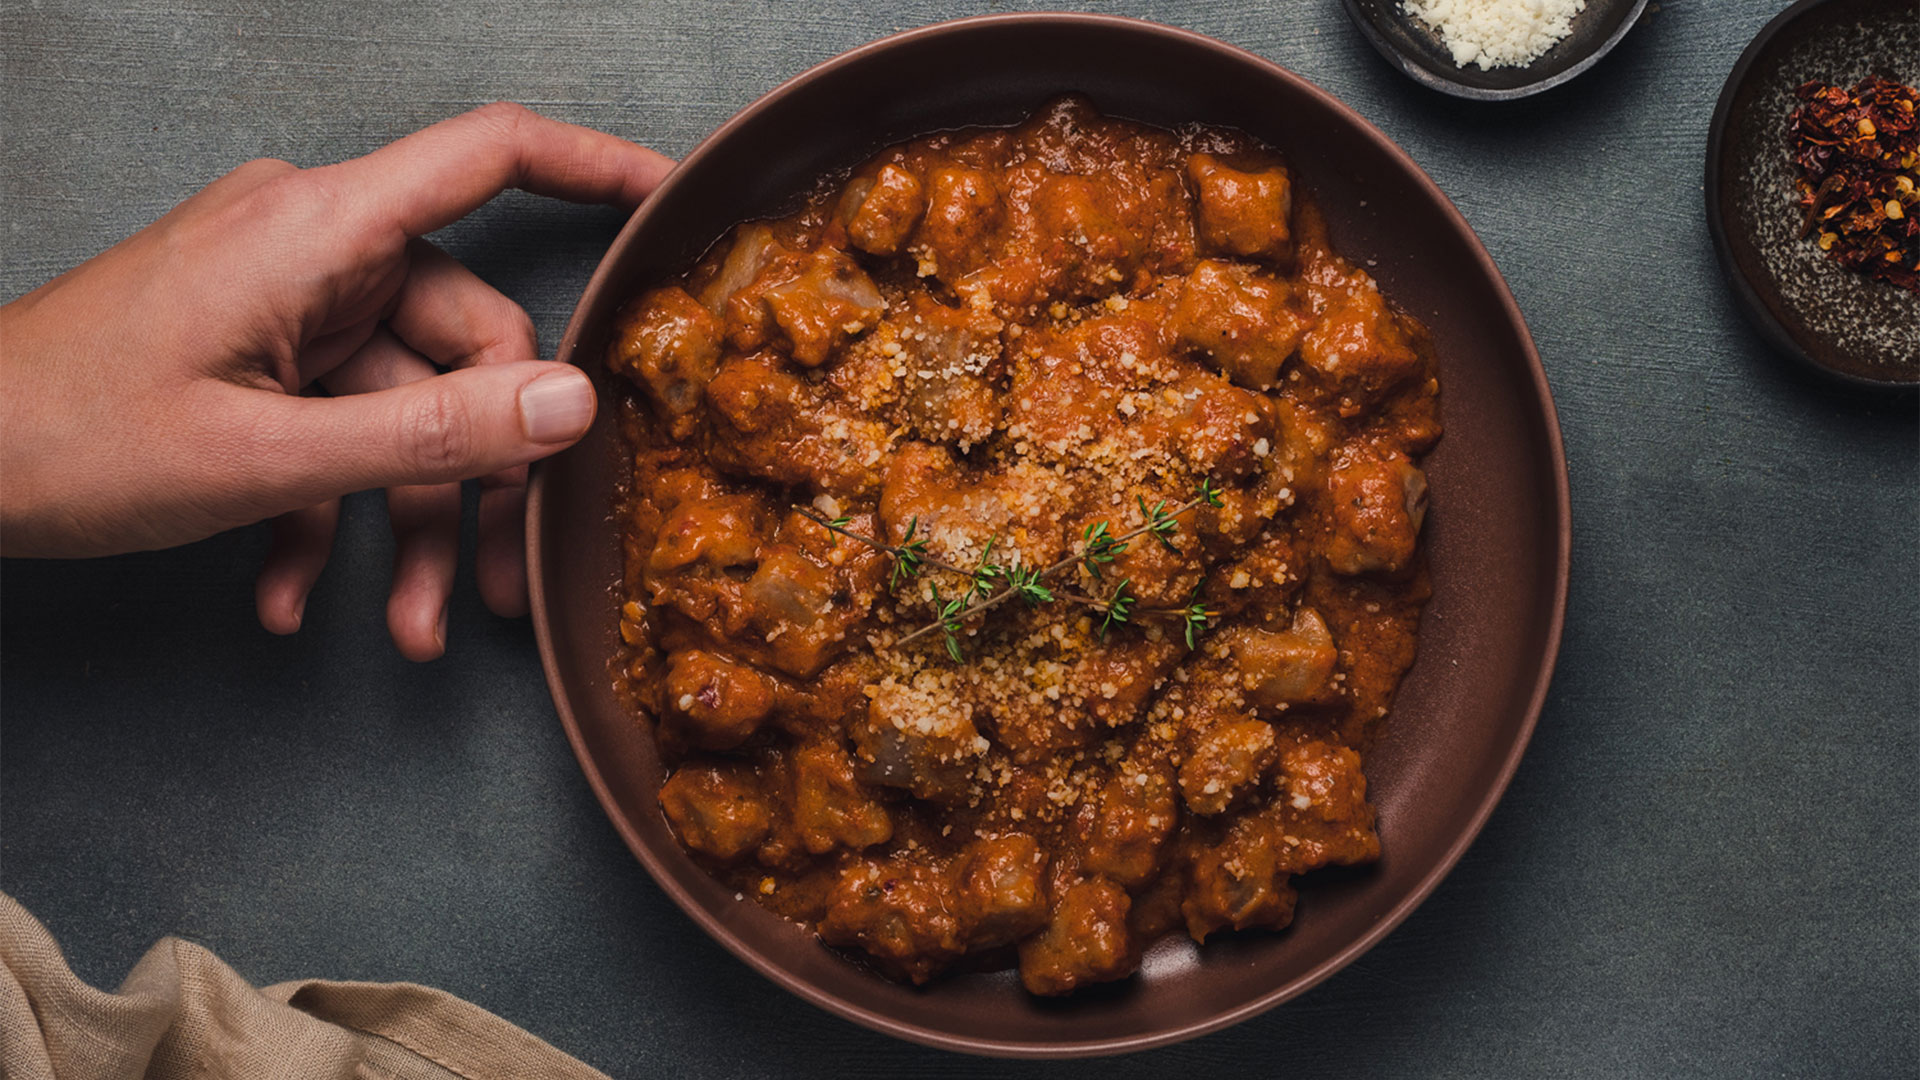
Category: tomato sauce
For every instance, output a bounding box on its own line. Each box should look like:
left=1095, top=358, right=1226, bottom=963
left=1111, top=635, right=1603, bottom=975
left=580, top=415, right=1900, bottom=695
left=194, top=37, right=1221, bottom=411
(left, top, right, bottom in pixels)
left=607, top=98, right=1440, bottom=993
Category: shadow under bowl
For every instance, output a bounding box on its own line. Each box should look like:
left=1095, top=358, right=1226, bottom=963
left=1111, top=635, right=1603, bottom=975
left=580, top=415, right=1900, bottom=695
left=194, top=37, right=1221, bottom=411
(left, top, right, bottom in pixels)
left=528, top=12, right=1572, bottom=1058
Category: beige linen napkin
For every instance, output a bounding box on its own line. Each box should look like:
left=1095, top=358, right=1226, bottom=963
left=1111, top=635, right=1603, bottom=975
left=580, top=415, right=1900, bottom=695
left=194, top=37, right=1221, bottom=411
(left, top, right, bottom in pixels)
left=0, top=892, right=610, bottom=1080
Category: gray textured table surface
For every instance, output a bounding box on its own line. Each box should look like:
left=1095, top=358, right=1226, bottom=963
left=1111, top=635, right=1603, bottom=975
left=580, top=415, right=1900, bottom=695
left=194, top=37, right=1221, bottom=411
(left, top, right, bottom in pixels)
left=3, top=1, right=1915, bottom=1076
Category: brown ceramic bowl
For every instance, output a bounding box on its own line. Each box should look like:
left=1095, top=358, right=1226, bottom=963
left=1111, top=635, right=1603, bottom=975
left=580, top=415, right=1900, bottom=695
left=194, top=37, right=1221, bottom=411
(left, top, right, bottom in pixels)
left=529, top=13, right=1571, bottom=1058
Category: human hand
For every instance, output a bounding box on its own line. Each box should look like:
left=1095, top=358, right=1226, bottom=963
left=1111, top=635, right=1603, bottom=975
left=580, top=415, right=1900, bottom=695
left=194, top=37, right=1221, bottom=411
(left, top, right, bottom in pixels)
left=0, top=103, right=672, bottom=660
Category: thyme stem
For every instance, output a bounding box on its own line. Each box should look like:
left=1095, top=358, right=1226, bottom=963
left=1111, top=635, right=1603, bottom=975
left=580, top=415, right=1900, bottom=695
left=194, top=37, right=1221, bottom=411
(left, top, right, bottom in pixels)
left=794, top=506, right=977, bottom=581
left=891, top=491, right=1215, bottom=648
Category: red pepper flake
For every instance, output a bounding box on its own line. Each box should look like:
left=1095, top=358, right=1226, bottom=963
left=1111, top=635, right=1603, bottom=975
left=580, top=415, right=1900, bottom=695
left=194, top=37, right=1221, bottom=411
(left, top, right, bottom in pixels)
left=1789, top=75, right=1919, bottom=294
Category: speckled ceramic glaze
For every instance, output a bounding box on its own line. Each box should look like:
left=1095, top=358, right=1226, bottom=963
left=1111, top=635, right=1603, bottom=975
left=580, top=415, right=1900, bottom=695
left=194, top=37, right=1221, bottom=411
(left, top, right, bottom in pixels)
left=1709, top=0, right=1919, bottom=386
left=528, top=13, right=1571, bottom=1057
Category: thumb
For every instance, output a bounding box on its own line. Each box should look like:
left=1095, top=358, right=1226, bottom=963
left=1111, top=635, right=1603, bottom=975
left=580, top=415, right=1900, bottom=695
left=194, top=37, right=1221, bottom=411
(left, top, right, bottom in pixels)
left=242, top=361, right=596, bottom=506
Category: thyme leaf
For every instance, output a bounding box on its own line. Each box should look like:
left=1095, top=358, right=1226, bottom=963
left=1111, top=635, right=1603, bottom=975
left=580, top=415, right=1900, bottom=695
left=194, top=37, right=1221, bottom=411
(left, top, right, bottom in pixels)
left=1140, top=495, right=1181, bottom=554
left=890, top=516, right=929, bottom=591
left=1098, top=579, right=1136, bottom=640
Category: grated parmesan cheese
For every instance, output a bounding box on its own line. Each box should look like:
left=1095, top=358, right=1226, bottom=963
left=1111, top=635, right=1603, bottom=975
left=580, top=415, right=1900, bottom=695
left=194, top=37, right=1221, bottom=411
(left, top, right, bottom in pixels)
left=1402, top=0, right=1586, bottom=71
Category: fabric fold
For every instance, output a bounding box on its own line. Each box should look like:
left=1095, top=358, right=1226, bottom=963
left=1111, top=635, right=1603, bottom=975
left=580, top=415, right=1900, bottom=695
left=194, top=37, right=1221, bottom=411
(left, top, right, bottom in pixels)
left=0, top=893, right=609, bottom=1080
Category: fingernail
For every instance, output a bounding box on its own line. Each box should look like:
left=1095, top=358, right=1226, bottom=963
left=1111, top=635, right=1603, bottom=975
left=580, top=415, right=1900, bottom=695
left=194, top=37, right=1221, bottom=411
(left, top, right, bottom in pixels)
left=519, top=368, right=595, bottom=444
left=291, top=594, right=307, bottom=632
left=434, top=605, right=448, bottom=653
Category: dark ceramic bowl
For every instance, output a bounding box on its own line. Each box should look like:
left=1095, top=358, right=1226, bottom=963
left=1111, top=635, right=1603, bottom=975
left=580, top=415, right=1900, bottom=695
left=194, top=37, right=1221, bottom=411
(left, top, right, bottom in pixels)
left=529, top=13, right=1571, bottom=1058
left=1342, top=0, right=1650, bottom=100
left=1705, top=0, right=1919, bottom=388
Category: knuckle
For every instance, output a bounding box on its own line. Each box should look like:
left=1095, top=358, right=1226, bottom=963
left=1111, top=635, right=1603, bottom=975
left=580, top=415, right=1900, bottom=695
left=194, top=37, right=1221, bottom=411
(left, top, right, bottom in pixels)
left=230, top=157, right=298, bottom=184
left=292, top=171, right=344, bottom=221
left=472, top=100, right=533, bottom=137
left=455, top=291, right=537, bottom=366
left=237, top=170, right=331, bottom=231
left=399, top=386, right=476, bottom=478
left=499, top=300, right=538, bottom=355
left=463, top=101, right=540, bottom=196
left=274, top=169, right=387, bottom=252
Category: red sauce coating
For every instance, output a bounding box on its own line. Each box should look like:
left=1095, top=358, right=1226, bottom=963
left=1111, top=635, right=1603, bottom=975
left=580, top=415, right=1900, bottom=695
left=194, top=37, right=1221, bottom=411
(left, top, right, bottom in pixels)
left=608, top=98, right=1440, bottom=993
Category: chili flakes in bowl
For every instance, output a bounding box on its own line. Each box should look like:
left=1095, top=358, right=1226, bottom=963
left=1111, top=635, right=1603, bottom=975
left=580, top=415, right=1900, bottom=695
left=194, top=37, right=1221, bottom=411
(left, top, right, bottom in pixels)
left=1791, top=74, right=1920, bottom=293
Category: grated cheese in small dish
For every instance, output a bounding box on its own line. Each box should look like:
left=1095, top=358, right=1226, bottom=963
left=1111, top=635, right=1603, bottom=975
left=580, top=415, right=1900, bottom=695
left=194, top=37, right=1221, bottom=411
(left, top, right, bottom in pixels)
left=1402, top=0, right=1587, bottom=71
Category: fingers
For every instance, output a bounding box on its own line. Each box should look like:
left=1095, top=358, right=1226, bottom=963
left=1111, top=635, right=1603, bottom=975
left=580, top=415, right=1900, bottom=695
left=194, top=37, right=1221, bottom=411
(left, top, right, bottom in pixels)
left=476, top=468, right=529, bottom=619
left=314, top=102, right=675, bottom=239
left=388, top=240, right=538, bottom=369
left=325, top=328, right=462, bottom=662
left=228, top=109, right=645, bottom=646
left=383, top=241, right=540, bottom=617
left=297, top=254, right=553, bottom=646
left=322, top=322, right=438, bottom=401
left=383, top=482, right=461, bottom=661
left=256, top=500, right=340, bottom=634
left=295, top=316, right=381, bottom=389
left=232, top=358, right=594, bottom=519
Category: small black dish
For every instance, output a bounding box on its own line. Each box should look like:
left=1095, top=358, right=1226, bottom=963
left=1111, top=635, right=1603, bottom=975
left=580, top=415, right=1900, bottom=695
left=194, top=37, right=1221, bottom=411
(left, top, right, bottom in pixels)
left=1341, top=0, right=1650, bottom=100
left=1706, top=0, right=1918, bottom=389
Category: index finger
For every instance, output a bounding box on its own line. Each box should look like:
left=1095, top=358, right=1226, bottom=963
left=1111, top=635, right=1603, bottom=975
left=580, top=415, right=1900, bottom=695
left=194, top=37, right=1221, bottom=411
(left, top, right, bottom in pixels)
left=314, top=102, right=676, bottom=239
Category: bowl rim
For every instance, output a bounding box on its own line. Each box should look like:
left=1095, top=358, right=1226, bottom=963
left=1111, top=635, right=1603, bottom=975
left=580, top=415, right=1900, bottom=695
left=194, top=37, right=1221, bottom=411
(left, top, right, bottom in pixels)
left=1339, top=0, right=1650, bottom=101
left=529, top=11, right=1572, bottom=1058
left=1702, top=0, right=1920, bottom=390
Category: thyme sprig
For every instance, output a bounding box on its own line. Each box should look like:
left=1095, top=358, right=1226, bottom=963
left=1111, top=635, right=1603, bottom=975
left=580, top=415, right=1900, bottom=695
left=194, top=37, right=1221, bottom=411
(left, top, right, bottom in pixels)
left=795, top=508, right=960, bottom=591
left=796, top=480, right=1224, bottom=660
left=1060, top=577, right=1214, bottom=646
left=895, top=481, right=1221, bottom=656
